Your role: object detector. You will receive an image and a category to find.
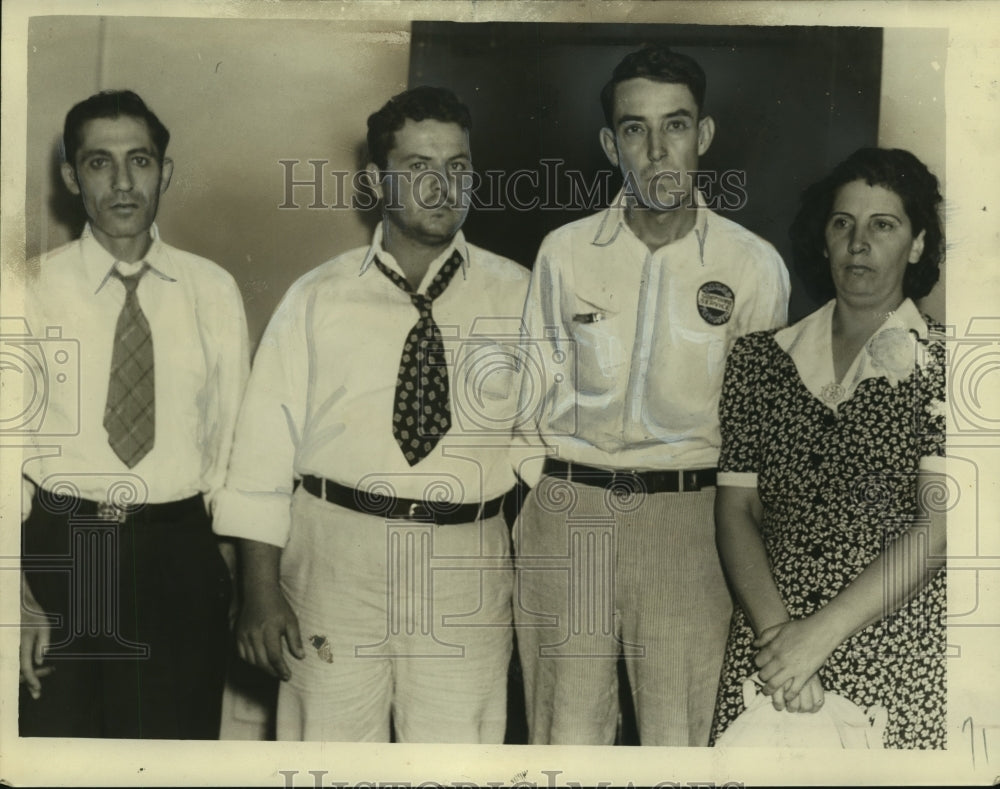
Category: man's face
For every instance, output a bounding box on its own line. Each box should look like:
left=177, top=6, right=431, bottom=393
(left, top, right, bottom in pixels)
left=600, top=77, right=714, bottom=211
left=370, top=118, right=472, bottom=247
left=61, top=115, right=172, bottom=250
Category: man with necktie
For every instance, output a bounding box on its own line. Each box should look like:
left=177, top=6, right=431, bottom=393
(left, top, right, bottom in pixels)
left=18, top=90, right=250, bottom=738
left=215, top=86, right=530, bottom=742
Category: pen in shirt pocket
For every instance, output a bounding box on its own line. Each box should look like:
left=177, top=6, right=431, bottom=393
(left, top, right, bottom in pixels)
left=572, top=311, right=605, bottom=324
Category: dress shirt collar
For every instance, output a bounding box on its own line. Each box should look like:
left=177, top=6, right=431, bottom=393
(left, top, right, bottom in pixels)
left=775, top=297, right=930, bottom=412
left=592, top=188, right=710, bottom=264
left=359, top=222, right=470, bottom=289
left=83, top=223, right=177, bottom=294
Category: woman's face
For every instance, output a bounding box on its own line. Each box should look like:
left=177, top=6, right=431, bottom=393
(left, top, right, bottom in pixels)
left=824, top=179, right=926, bottom=313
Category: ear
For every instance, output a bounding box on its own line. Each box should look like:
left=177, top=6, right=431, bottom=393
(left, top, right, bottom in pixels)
left=60, top=162, right=81, bottom=196
left=599, top=127, right=619, bottom=168
left=908, top=229, right=926, bottom=264
left=159, top=157, right=174, bottom=195
left=697, top=115, right=715, bottom=157
left=363, top=162, right=384, bottom=203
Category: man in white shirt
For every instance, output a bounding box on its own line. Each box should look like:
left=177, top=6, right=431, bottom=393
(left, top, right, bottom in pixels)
left=215, top=86, right=530, bottom=742
left=19, top=90, right=250, bottom=738
left=513, top=45, right=790, bottom=745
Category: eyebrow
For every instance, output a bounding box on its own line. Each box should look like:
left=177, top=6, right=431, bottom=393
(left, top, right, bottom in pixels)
left=617, top=109, right=695, bottom=126
left=399, top=152, right=471, bottom=162
left=829, top=210, right=904, bottom=221
left=79, top=146, right=157, bottom=159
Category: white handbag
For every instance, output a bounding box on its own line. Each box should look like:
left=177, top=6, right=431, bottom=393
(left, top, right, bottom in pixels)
left=714, top=677, right=888, bottom=749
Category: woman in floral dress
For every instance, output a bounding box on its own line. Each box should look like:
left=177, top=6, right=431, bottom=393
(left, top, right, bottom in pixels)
left=709, top=148, right=947, bottom=748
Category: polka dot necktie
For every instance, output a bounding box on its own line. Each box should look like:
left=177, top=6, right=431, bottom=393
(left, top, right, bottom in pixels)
left=103, top=264, right=155, bottom=468
left=374, top=250, right=463, bottom=466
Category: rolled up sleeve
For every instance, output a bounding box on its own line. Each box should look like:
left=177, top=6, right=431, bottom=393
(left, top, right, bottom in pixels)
left=213, top=283, right=311, bottom=547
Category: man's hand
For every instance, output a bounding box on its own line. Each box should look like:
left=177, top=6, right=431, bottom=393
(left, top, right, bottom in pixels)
left=235, top=582, right=304, bottom=681
left=217, top=539, right=239, bottom=629
left=19, top=575, right=54, bottom=700
left=753, top=616, right=839, bottom=706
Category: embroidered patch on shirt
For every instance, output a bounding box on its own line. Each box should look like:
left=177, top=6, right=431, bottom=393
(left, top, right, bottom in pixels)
left=696, top=281, right=735, bottom=325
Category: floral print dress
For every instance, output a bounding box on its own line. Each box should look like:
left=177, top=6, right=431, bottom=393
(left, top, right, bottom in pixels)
left=709, top=299, right=947, bottom=749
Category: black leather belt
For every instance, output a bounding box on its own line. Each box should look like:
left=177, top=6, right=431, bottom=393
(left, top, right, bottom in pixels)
left=300, top=475, right=505, bottom=525
left=542, top=458, right=717, bottom=493
left=34, top=489, right=205, bottom=525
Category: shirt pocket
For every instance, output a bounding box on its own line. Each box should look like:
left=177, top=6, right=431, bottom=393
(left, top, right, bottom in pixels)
left=567, top=296, right=626, bottom=394
left=642, top=326, right=727, bottom=429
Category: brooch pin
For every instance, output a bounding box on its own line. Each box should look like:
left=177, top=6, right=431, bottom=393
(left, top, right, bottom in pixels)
left=820, top=382, right=845, bottom=403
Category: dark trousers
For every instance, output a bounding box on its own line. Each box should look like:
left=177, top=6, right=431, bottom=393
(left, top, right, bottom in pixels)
left=19, top=491, right=232, bottom=739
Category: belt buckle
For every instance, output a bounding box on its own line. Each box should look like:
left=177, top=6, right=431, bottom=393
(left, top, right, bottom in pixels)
left=405, top=501, right=433, bottom=523
left=610, top=469, right=639, bottom=492
left=96, top=501, right=127, bottom=524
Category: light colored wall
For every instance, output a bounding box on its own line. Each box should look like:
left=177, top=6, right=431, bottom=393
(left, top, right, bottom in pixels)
left=879, top=27, right=948, bottom=320
left=27, top=16, right=411, bottom=346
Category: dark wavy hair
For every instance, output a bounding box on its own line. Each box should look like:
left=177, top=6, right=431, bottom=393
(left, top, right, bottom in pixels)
left=789, top=147, right=944, bottom=302
left=600, top=45, right=707, bottom=127
left=366, top=86, right=472, bottom=171
left=63, top=90, right=170, bottom=167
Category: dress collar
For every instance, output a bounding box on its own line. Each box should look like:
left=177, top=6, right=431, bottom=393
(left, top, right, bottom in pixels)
left=359, top=222, right=470, bottom=291
left=84, top=223, right=176, bottom=294
left=591, top=188, right=710, bottom=264
left=775, top=298, right=930, bottom=411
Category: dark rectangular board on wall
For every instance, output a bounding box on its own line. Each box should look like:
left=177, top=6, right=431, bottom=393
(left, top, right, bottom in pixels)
left=409, top=22, right=883, bottom=321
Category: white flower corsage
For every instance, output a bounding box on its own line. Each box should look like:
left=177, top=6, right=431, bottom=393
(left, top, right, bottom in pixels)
left=867, top=326, right=917, bottom=387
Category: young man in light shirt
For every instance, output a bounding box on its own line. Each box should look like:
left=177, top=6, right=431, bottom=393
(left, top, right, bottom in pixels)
left=19, top=89, right=249, bottom=738
left=214, top=86, right=530, bottom=742
left=513, top=45, right=790, bottom=746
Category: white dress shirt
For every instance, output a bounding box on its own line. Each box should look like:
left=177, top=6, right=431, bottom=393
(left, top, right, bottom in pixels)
left=517, top=191, right=789, bottom=480
left=22, top=224, right=250, bottom=507
left=213, top=225, right=531, bottom=548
